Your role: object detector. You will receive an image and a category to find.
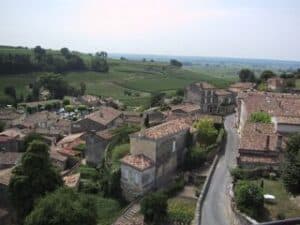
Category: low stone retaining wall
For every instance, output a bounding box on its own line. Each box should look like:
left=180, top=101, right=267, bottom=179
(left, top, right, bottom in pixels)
left=192, top=154, right=220, bottom=225
left=193, top=131, right=226, bottom=225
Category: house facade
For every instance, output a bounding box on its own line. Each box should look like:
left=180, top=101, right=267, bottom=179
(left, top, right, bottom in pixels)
left=71, top=106, right=122, bottom=133
left=236, top=91, right=300, bottom=169
left=184, top=82, right=235, bottom=115
left=85, top=129, right=114, bottom=166
left=121, top=119, right=190, bottom=200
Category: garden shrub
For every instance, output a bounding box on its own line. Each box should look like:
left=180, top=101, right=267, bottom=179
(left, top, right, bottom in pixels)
left=234, top=180, right=264, bottom=218
left=168, top=198, right=195, bottom=225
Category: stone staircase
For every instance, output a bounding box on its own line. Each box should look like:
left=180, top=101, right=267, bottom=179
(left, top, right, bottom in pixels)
left=113, top=203, right=141, bottom=225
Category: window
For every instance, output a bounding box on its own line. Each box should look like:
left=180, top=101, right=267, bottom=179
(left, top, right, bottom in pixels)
left=123, top=169, right=128, bottom=179
left=172, top=140, right=176, bottom=152
left=134, top=173, right=139, bottom=184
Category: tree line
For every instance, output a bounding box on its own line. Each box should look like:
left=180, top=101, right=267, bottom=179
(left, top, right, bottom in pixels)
left=0, top=46, right=109, bottom=74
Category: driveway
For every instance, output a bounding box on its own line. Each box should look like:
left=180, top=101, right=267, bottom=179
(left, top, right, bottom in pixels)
left=200, top=114, right=239, bottom=225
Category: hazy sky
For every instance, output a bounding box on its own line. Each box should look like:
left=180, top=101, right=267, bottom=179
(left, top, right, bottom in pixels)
left=1, top=0, right=300, bottom=61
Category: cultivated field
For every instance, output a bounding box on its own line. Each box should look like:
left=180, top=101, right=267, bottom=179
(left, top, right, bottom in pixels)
left=0, top=57, right=237, bottom=107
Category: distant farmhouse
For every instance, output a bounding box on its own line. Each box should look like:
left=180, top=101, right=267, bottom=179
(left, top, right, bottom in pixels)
left=267, top=77, right=285, bottom=92
left=120, top=119, right=190, bottom=200
left=184, top=82, right=235, bottom=115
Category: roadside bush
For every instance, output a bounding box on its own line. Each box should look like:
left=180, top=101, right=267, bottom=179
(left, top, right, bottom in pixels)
left=141, top=191, right=168, bottom=224
left=65, top=104, right=75, bottom=112
left=234, top=180, right=264, bottom=218
left=63, top=98, right=70, bottom=106
left=168, top=198, right=195, bottom=225
left=183, top=145, right=207, bottom=171
left=230, top=167, right=276, bottom=181
left=193, top=119, right=218, bottom=146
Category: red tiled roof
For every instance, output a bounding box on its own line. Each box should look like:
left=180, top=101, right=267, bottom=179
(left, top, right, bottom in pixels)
left=171, top=103, right=200, bottom=113
left=86, top=106, right=122, bottom=126
left=239, top=123, right=279, bottom=151
left=275, top=116, right=300, bottom=125
left=63, top=173, right=80, bottom=188
left=57, top=132, right=85, bottom=145
left=96, top=129, right=114, bottom=140
left=215, top=89, right=232, bottom=96
left=239, top=91, right=300, bottom=118
left=134, top=119, right=190, bottom=140
left=121, top=154, right=154, bottom=171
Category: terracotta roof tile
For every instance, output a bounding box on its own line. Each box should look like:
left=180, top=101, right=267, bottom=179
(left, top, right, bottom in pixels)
left=239, top=123, right=279, bottom=151
left=121, top=154, right=154, bottom=171
left=86, top=106, right=122, bottom=126
left=134, top=119, right=190, bottom=140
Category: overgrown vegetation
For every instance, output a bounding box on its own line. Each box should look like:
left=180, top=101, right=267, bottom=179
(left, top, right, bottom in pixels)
left=234, top=180, right=264, bottom=218
left=249, top=111, right=271, bottom=123
left=24, top=188, right=98, bottom=225
left=281, top=133, right=300, bottom=194
left=9, top=140, right=62, bottom=222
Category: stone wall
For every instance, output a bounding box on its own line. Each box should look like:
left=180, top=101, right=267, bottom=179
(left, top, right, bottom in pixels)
left=85, top=133, right=108, bottom=166
left=71, top=118, right=105, bottom=133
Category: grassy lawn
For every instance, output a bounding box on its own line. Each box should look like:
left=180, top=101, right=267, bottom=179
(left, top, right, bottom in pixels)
left=168, top=197, right=196, bottom=224
left=250, top=179, right=300, bottom=221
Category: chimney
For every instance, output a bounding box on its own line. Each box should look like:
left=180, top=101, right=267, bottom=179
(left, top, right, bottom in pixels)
left=276, top=135, right=283, bottom=151
left=265, top=135, right=270, bottom=150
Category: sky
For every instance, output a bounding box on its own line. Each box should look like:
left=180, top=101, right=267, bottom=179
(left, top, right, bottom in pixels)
left=0, top=0, right=300, bottom=61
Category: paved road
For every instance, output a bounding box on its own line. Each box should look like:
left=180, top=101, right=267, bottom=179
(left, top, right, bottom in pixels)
left=201, top=114, right=239, bottom=225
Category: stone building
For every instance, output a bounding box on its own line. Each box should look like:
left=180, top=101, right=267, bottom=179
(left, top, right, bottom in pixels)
left=237, top=123, right=283, bottom=169
left=121, top=119, right=190, bottom=200
left=236, top=91, right=300, bottom=169
left=184, top=82, right=235, bottom=115
left=71, top=106, right=123, bottom=133
left=0, top=129, right=25, bottom=152
left=267, top=77, right=285, bottom=92
left=228, top=82, right=256, bottom=95
left=85, top=129, right=114, bottom=166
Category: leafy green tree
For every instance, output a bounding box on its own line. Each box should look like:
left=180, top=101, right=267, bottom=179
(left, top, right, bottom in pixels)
left=33, top=45, right=46, bottom=62
left=170, top=59, right=182, bottom=68
left=150, top=92, right=165, bottom=107
left=80, top=81, right=86, bottom=95
left=23, top=132, right=44, bottom=151
left=239, top=69, right=256, bottom=82
left=0, top=121, right=5, bottom=132
left=63, top=98, right=70, bottom=106
left=282, top=133, right=300, bottom=193
left=193, top=119, right=218, bottom=146
left=9, top=140, right=62, bottom=221
left=24, top=188, right=97, bottom=225
left=60, top=47, right=71, bottom=59
left=4, top=85, right=17, bottom=100
left=183, top=145, right=206, bottom=170
left=260, top=70, right=276, bottom=81
left=234, top=181, right=264, bottom=218
left=176, top=88, right=184, bottom=96
left=141, top=191, right=168, bottom=224
left=249, top=112, right=271, bottom=123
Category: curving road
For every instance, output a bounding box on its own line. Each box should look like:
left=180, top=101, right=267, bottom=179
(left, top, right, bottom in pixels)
left=201, top=114, right=239, bottom=225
